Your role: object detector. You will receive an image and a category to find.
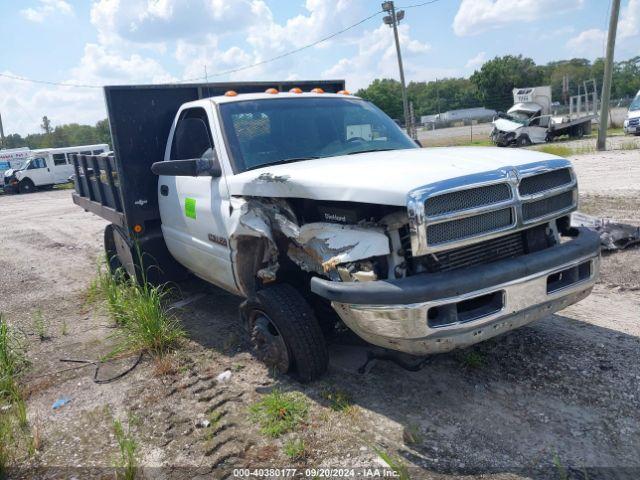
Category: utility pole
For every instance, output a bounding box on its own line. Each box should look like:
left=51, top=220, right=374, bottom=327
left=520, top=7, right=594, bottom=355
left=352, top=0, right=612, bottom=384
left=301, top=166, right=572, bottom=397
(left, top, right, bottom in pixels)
left=382, top=1, right=412, bottom=138
left=597, top=0, right=621, bottom=151
left=0, top=112, right=5, bottom=149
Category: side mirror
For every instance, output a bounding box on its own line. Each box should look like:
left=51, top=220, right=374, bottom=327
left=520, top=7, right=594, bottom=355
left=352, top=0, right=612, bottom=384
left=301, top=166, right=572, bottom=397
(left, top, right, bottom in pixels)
left=151, top=148, right=222, bottom=178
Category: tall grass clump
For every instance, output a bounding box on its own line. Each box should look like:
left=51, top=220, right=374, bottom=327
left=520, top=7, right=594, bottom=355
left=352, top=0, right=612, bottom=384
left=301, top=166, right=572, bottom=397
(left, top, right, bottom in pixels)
left=97, top=253, right=184, bottom=357
left=0, top=316, right=30, bottom=474
left=113, top=418, right=137, bottom=480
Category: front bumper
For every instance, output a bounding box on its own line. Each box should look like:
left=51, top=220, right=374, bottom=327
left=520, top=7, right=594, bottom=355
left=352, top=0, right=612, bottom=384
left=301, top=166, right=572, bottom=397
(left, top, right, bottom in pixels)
left=311, top=228, right=600, bottom=355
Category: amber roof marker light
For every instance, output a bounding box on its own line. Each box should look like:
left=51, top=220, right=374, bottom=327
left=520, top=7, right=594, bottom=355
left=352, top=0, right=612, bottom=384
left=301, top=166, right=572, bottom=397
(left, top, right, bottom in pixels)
left=265, top=88, right=279, bottom=94
left=289, top=87, right=303, bottom=94
left=311, top=87, right=324, bottom=94
left=337, top=90, right=351, bottom=95
left=224, top=90, right=238, bottom=97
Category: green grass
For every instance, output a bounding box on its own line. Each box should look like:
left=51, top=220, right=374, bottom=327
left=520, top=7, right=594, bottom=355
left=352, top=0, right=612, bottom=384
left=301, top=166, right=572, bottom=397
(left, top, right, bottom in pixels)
left=552, top=450, right=568, bottom=480
left=113, top=418, right=137, bottom=480
left=461, top=351, right=485, bottom=369
left=532, top=145, right=573, bottom=157
left=283, top=437, right=306, bottom=460
left=249, top=389, right=309, bottom=438
left=374, top=447, right=411, bottom=480
left=320, top=387, right=353, bottom=412
left=32, top=309, right=48, bottom=341
left=0, top=316, right=31, bottom=475
left=94, top=257, right=184, bottom=358
left=53, top=182, right=75, bottom=190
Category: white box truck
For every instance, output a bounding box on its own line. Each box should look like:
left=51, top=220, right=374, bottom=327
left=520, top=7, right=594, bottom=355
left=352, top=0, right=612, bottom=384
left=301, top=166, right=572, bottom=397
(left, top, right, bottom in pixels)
left=0, top=147, right=31, bottom=187
left=72, top=81, right=600, bottom=382
left=623, top=89, right=640, bottom=135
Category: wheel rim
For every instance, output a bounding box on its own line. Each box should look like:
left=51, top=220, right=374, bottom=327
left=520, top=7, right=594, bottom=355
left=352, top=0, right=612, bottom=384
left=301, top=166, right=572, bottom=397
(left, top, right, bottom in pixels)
left=250, top=312, right=290, bottom=373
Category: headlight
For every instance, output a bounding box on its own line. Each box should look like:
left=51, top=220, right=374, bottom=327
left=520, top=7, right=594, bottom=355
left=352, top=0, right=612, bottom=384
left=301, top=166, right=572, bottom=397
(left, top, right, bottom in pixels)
left=624, top=119, right=629, bottom=127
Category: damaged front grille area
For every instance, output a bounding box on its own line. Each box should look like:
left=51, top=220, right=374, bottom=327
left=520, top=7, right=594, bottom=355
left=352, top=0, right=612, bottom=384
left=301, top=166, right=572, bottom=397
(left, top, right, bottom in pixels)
left=424, top=183, right=512, bottom=216
left=426, top=208, right=514, bottom=245
left=402, top=224, right=552, bottom=274
left=519, top=168, right=572, bottom=195
left=522, top=190, right=575, bottom=222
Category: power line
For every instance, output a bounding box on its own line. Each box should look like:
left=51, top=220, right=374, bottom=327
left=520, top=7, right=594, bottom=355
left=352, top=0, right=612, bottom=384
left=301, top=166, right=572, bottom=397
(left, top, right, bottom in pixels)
left=0, top=0, right=444, bottom=89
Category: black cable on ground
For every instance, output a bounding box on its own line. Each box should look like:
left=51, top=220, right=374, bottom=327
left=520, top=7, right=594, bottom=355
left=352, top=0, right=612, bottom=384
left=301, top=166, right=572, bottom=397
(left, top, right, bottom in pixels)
left=59, top=352, right=144, bottom=384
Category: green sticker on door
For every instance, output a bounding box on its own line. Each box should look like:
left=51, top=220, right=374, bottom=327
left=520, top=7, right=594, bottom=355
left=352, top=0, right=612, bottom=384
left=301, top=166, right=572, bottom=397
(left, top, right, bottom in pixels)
left=184, top=197, right=196, bottom=219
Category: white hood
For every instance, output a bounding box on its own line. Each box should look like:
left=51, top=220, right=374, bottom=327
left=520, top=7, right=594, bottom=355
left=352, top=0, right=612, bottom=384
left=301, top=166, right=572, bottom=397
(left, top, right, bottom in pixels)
left=226, top=147, right=562, bottom=206
left=493, top=117, right=522, bottom=133
left=628, top=109, right=640, bottom=120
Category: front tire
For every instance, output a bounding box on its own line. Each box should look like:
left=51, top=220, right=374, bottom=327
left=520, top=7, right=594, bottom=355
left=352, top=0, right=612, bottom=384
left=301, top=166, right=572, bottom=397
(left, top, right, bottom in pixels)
left=244, top=284, right=329, bottom=382
left=516, top=135, right=532, bottom=147
left=18, top=179, right=35, bottom=194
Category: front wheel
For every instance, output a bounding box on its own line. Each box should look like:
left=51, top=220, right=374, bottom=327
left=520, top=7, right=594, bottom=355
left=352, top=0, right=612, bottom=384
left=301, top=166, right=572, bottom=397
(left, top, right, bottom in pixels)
left=18, top=179, right=35, bottom=194
left=243, top=284, right=329, bottom=382
left=516, top=135, right=532, bottom=147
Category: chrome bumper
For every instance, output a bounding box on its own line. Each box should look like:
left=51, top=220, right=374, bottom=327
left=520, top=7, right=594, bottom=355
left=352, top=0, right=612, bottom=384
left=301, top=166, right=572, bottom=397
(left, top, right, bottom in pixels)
left=311, top=228, right=601, bottom=355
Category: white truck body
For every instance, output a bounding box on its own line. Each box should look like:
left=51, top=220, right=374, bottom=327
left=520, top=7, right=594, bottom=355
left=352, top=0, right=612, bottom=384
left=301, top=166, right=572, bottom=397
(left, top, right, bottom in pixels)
left=73, top=86, right=601, bottom=381
left=0, top=148, right=31, bottom=186
left=623, top=89, right=640, bottom=135
left=492, top=86, right=596, bottom=146
left=9, top=144, right=108, bottom=193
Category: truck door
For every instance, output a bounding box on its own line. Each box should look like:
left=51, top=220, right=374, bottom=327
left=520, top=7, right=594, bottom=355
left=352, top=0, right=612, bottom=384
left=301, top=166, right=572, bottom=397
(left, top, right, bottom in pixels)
left=158, top=106, right=237, bottom=291
left=25, top=157, right=54, bottom=186
left=51, top=153, right=71, bottom=183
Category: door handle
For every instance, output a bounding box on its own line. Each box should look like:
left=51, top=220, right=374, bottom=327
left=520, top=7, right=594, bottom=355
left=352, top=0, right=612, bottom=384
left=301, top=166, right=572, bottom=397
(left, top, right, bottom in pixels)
left=160, top=185, right=169, bottom=196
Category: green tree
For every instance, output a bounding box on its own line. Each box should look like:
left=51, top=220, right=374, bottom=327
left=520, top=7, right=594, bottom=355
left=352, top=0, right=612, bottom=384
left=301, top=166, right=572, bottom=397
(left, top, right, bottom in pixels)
left=356, top=79, right=404, bottom=120
left=471, top=55, right=545, bottom=111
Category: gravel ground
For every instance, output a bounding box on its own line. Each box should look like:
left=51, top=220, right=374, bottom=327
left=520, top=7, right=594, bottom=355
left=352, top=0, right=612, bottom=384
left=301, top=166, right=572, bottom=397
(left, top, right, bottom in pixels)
left=1, top=146, right=639, bottom=479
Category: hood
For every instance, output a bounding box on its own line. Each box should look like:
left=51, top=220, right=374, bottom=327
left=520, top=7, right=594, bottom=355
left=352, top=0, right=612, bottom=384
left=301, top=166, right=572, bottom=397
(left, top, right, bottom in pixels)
left=493, top=117, right=522, bottom=132
left=508, top=102, right=541, bottom=115
left=226, top=147, right=563, bottom=206
left=628, top=109, right=640, bottom=120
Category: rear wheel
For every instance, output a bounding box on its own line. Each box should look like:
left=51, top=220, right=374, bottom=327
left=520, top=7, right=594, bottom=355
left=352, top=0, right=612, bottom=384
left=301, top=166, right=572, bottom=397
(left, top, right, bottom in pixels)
left=571, top=125, right=584, bottom=139
left=243, top=283, right=329, bottom=382
left=18, top=179, right=35, bottom=194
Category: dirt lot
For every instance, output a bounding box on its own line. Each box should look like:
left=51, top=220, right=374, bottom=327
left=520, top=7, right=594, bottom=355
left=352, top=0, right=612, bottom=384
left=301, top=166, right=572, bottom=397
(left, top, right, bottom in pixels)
left=1, top=148, right=639, bottom=479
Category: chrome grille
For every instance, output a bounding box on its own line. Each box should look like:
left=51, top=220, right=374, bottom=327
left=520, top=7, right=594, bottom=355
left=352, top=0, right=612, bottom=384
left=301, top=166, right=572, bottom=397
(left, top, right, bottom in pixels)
left=426, top=208, right=513, bottom=245
left=629, top=118, right=639, bottom=127
left=522, top=191, right=574, bottom=221
left=519, top=168, right=572, bottom=196
left=424, top=183, right=511, bottom=217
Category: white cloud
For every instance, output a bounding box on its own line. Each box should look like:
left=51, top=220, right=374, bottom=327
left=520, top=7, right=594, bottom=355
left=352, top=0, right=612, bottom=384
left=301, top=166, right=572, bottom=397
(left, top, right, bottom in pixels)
left=566, top=28, right=606, bottom=54
left=21, top=0, right=73, bottom=23
left=453, top=0, right=584, bottom=36
left=566, top=0, right=640, bottom=57
left=465, top=51, right=486, bottom=69
left=323, top=24, right=451, bottom=91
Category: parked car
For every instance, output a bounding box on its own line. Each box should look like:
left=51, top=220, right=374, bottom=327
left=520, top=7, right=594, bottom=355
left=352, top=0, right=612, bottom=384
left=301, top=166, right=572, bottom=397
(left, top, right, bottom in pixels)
left=623, top=90, right=640, bottom=135
left=72, top=80, right=600, bottom=382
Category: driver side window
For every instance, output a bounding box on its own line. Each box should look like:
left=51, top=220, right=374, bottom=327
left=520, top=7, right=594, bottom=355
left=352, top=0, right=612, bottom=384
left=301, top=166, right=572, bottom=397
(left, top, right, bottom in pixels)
left=170, top=108, right=213, bottom=160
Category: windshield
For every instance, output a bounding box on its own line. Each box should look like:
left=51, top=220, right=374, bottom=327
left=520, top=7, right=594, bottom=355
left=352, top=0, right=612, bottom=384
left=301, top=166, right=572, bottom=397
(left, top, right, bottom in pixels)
left=630, top=92, right=640, bottom=112
left=219, top=97, right=417, bottom=172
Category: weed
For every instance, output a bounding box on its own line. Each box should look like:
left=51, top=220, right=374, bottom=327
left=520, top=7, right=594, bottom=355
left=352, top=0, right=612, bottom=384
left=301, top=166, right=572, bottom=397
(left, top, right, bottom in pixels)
left=552, top=450, right=568, bottom=480
left=61, top=319, right=69, bottom=336
left=321, top=387, right=353, bottom=412
left=249, top=389, right=309, bottom=438
left=374, top=447, right=411, bottom=480
left=113, top=418, right=137, bottom=480
left=152, top=355, right=177, bottom=377
left=32, top=309, right=48, bottom=341
left=620, top=141, right=638, bottom=150
left=283, top=437, right=305, bottom=460
left=461, top=350, right=485, bottom=369
left=403, top=424, right=422, bottom=445
left=208, top=410, right=223, bottom=428
left=94, top=255, right=184, bottom=358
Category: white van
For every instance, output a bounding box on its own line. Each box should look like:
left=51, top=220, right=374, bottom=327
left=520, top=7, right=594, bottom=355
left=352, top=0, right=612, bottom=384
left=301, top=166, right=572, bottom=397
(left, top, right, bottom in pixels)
left=623, top=90, right=640, bottom=135
left=0, top=148, right=31, bottom=186
left=9, top=144, right=109, bottom=193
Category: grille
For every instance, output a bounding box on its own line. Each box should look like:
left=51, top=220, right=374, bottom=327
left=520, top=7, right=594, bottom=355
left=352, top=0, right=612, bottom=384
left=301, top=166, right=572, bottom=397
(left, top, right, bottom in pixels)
left=522, top=190, right=574, bottom=221
left=424, top=183, right=511, bottom=217
left=519, top=168, right=572, bottom=196
left=420, top=230, right=526, bottom=273
left=629, top=118, right=639, bottom=127
left=426, top=208, right=513, bottom=245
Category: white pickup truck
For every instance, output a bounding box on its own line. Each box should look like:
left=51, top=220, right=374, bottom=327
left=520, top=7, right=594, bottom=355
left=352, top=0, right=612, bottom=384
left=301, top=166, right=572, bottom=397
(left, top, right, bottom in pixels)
left=72, top=81, right=600, bottom=381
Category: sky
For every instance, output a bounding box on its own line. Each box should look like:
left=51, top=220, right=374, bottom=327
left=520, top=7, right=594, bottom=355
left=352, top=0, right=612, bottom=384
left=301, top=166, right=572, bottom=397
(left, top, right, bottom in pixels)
left=1, top=0, right=639, bottom=136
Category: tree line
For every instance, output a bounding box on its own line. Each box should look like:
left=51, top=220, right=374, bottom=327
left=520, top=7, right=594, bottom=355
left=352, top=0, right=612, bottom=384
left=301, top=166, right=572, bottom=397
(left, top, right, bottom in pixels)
left=2, top=118, right=111, bottom=150
left=356, top=55, right=640, bottom=120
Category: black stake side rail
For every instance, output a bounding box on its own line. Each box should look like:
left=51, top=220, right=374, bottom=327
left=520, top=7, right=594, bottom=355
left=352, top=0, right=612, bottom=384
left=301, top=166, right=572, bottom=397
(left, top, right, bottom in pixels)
left=70, top=153, right=125, bottom=228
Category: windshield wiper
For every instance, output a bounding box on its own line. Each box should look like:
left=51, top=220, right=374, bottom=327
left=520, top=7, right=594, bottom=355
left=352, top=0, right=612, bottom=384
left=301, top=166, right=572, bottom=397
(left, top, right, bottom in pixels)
left=246, top=156, right=321, bottom=171
left=346, top=148, right=395, bottom=155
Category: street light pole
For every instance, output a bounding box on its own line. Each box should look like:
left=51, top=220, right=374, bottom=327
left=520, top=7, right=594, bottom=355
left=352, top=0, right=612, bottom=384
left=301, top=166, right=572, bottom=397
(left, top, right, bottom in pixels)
left=382, top=1, right=412, bottom=137
left=597, top=0, right=621, bottom=151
